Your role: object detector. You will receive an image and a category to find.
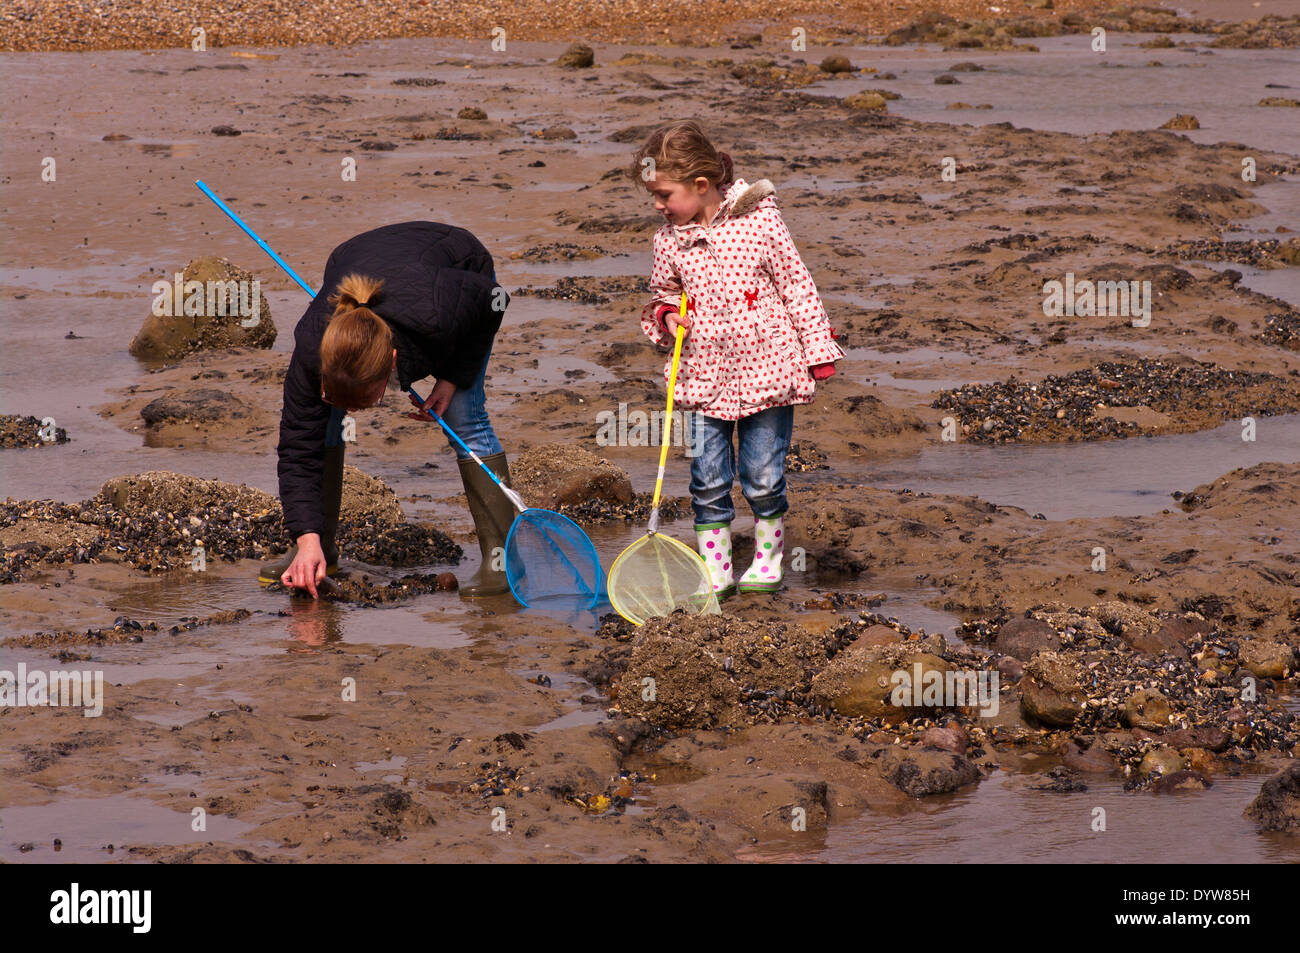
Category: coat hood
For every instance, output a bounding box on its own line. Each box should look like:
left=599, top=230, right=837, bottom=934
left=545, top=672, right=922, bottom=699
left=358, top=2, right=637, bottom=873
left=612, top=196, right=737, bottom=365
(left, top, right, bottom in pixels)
left=670, top=177, right=776, bottom=249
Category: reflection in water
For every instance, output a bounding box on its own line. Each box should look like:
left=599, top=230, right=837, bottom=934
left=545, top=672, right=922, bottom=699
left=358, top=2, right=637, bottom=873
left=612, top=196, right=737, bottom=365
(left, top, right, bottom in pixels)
left=283, top=595, right=346, bottom=649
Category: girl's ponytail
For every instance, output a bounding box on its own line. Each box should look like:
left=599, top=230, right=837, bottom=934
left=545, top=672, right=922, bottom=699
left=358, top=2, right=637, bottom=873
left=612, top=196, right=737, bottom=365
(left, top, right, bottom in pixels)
left=320, top=273, right=393, bottom=408
left=718, top=152, right=734, bottom=187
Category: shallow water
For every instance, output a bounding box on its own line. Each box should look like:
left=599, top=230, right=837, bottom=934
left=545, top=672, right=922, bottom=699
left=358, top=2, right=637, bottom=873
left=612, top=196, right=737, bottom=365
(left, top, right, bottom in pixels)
left=808, top=35, right=1300, bottom=158
left=0, top=793, right=256, bottom=863
left=847, top=412, right=1300, bottom=520
left=816, top=761, right=1300, bottom=863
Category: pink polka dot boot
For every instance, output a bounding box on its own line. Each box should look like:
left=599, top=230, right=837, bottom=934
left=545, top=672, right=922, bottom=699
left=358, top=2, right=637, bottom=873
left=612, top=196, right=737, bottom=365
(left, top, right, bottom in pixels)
left=694, top=521, right=736, bottom=598
left=738, top=515, right=784, bottom=593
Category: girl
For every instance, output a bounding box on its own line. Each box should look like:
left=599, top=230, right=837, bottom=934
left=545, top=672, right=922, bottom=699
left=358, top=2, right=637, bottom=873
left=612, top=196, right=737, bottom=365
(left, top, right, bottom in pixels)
left=631, top=121, right=842, bottom=595
left=263, top=221, right=516, bottom=600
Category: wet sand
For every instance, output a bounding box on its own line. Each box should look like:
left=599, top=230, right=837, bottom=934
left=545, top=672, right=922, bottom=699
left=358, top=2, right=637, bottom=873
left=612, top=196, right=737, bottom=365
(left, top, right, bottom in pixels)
left=2, top=6, right=1300, bottom=862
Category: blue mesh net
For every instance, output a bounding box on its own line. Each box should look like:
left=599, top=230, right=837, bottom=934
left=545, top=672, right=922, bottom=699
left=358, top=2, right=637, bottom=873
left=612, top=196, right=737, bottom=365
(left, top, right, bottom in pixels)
left=505, top=509, right=604, bottom=611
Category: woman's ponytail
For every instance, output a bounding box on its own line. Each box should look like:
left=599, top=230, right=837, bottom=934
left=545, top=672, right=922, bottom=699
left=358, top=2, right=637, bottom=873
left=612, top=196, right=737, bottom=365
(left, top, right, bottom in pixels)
left=328, top=273, right=385, bottom=317
left=320, top=273, right=393, bottom=408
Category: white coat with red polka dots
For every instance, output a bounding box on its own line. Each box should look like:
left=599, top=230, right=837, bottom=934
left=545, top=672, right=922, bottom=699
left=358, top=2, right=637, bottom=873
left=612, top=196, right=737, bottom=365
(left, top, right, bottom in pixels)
left=640, top=177, right=845, bottom=421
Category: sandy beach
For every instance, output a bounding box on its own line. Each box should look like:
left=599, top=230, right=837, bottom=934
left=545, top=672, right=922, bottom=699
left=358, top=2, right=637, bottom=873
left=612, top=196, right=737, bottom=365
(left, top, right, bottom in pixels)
left=2, top=2, right=1299, bottom=863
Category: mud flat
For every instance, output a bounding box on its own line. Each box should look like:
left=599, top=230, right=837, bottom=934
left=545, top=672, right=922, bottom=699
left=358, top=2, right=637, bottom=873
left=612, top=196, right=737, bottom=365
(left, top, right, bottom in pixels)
left=2, top=3, right=1299, bottom=861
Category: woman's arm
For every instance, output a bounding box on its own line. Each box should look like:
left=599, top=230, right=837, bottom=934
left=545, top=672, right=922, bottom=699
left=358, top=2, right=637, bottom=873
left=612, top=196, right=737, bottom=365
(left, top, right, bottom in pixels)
left=276, top=322, right=330, bottom=542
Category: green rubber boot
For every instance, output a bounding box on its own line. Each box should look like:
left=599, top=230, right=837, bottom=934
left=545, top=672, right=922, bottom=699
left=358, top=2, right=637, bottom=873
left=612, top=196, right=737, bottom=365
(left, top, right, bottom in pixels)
left=258, top=444, right=344, bottom=585
left=457, top=451, right=515, bottom=598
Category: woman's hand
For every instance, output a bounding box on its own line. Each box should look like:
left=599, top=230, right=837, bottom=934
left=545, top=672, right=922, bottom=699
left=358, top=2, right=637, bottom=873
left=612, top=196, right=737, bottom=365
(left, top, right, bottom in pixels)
left=407, top=378, right=457, bottom=421
left=282, top=533, right=328, bottom=599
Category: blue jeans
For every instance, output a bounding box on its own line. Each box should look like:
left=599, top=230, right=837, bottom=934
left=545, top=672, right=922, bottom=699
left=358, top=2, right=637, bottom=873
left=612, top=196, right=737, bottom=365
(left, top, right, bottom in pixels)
left=438, top=340, right=502, bottom=459
left=689, top=406, right=794, bottom=525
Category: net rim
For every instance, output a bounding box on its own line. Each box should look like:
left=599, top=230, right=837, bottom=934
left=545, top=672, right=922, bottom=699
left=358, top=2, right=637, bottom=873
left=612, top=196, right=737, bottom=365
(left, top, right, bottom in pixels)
left=607, top=530, right=714, bottom=626
left=505, top=507, right=603, bottom=610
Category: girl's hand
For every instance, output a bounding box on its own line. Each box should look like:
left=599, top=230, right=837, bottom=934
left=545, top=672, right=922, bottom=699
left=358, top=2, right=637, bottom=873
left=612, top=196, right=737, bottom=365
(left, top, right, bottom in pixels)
left=661, top=303, right=690, bottom=336
left=810, top=362, right=836, bottom=381
left=407, top=379, right=457, bottom=421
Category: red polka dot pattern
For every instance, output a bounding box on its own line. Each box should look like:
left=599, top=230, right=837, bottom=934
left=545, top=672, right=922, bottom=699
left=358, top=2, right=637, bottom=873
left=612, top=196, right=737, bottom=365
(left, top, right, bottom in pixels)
left=639, top=179, right=846, bottom=421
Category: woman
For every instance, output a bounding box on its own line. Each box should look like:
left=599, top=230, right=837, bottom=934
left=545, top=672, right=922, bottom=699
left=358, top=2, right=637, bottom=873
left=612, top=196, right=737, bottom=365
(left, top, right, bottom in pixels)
left=259, top=221, right=514, bottom=599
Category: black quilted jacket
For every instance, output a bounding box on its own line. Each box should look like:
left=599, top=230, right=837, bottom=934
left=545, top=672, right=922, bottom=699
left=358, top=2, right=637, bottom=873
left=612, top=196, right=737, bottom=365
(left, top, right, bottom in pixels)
left=277, top=221, right=508, bottom=539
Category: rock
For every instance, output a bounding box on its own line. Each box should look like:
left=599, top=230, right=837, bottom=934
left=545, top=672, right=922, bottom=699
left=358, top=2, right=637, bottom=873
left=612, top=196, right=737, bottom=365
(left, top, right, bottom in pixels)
left=435, top=572, right=458, bottom=591
left=868, top=745, right=981, bottom=797
left=1180, top=748, right=1219, bottom=774
left=1244, top=761, right=1300, bottom=832
left=557, top=43, right=594, bottom=68
left=1026, top=0, right=1052, bottom=8
left=511, top=444, right=634, bottom=508
left=919, top=724, right=967, bottom=754
left=1258, top=97, right=1300, bottom=108
left=340, top=465, right=406, bottom=525
left=1059, top=737, right=1116, bottom=774
left=994, top=655, right=1024, bottom=683
left=1124, top=688, right=1173, bottom=730
left=842, top=91, right=887, bottom=111
left=1160, top=114, right=1200, bottom=130
left=129, top=256, right=276, bottom=360
left=140, top=388, right=252, bottom=426
left=1238, top=640, right=1295, bottom=678
left=935, top=74, right=960, bottom=85
left=1020, top=652, right=1086, bottom=727
left=1139, top=747, right=1185, bottom=779
left=810, top=643, right=953, bottom=720
left=994, top=617, right=1060, bottom=661
left=534, top=126, right=577, bottom=140
left=98, top=471, right=277, bottom=517
left=1150, top=770, right=1212, bottom=793
left=608, top=614, right=839, bottom=730
left=458, top=106, right=487, bottom=120
left=1137, top=614, right=1210, bottom=655
left=615, top=635, right=742, bottom=730
left=948, top=61, right=984, bottom=72
left=819, top=55, right=853, bottom=73
left=211, top=124, right=241, bottom=136
left=855, top=624, right=905, bottom=648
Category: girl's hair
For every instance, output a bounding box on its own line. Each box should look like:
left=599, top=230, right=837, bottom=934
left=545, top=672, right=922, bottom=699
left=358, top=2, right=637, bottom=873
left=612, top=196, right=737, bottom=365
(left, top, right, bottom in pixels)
left=320, top=273, right=393, bottom=408
left=629, top=120, right=734, bottom=192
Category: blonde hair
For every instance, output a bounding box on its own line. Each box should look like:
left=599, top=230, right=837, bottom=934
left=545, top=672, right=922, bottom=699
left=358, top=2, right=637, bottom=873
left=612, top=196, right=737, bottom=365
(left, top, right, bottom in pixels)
left=320, top=273, right=392, bottom=408
left=629, top=120, right=734, bottom=191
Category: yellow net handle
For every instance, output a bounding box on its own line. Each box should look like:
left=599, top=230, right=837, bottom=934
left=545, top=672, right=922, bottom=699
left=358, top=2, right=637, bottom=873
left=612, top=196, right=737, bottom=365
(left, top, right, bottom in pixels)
left=650, top=292, right=688, bottom=522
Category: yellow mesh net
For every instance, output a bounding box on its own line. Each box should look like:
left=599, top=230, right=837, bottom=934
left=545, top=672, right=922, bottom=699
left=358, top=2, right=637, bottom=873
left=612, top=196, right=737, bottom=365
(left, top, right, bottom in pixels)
left=608, top=531, right=720, bottom=625
left=608, top=294, right=721, bottom=625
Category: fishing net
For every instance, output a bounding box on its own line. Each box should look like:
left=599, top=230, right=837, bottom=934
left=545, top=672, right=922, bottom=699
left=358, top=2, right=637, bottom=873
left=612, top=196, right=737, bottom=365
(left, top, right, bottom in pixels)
left=607, top=299, right=720, bottom=625
left=607, top=531, right=719, bottom=626
left=506, top=509, right=603, bottom=611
